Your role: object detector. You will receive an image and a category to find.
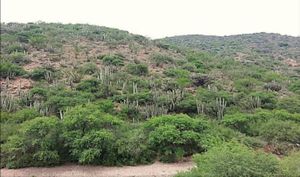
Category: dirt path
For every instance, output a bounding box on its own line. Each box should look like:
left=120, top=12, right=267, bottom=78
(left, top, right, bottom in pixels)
left=1, top=161, right=194, bottom=177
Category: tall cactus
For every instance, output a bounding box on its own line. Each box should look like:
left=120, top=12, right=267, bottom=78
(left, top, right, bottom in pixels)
left=249, top=96, right=261, bottom=109
left=196, top=99, right=205, bottom=115
left=0, top=92, right=17, bottom=112
left=133, top=82, right=138, bottom=94
left=166, top=89, right=182, bottom=111
left=216, top=97, right=227, bottom=120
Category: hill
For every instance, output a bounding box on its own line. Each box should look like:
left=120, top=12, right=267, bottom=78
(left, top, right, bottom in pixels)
left=0, top=23, right=299, bottom=176
left=161, top=33, right=300, bottom=65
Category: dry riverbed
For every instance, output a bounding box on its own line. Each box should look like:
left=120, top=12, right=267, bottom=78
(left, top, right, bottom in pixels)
left=1, top=161, right=194, bottom=177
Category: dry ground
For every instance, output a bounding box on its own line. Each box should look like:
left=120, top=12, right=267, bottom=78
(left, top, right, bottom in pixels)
left=1, top=161, right=194, bottom=177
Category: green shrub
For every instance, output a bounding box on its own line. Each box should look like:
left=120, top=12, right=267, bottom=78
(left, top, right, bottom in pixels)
left=7, top=108, right=40, bottom=124
left=116, top=128, right=155, bottom=165
left=29, top=34, right=47, bottom=49
left=102, top=54, right=124, bottom=66
left=164, top=68, right=189, bottom=78
left=235, top=78, right=260, bottom=93
left=5, top=44, right=26, bottom=54
left=0, top=61, right=26, bottom=78
left=62, top=104, right=123, bottom=164
left=76, top=130, right=116, bottom=165
left=249, top=91, right=277, bottom=109
left=191, top=142, right=279, bottom=177
left=2, top=117, right=62, bottom=168
left=200, top=122, right=241, bottom=150
left=76, top=78, right=101, bottom=93
left=9, top=52, right=30, bottom=65
left=144, top=114, right=208, bottom=162
left=30, top=68, right=47, bottom=80
left=79, top=62, right=98, bottom=74
left=150, top=53, right=174, bottom=66
left=45, top=88, right=94, bottom=115
left=277, top=96, right=300, bottom=113
left=126, top=63, right=148, bottom=76
left=288, top=80, right=300, bottom=94
left=280, top=151, right=300, bottom=177
left=255, top=119, right=300, bottom=144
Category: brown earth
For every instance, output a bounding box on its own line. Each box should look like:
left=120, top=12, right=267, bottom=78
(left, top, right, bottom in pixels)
left=0, top=161, right=195, bottom=177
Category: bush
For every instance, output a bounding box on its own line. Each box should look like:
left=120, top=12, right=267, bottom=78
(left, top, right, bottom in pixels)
left=79, top=62, right=98, bottom=75
left=45, top=88, right=94, bottom=116
left=2, top=117, right=62, bottom=168
left=116, top=127, right=155, bottom=165
left=126, top=63, right=148, bottom=76
left=7, top=108, right=40, bottom=124
left=144, top=114, right=208, bottom=162
left=62, top=104, right=123, bottom=164
left=29, top=34, right=47, bottom=49
left=249, top=91, right=277, bottom=109
left=164, top=68, right=189, bottom=78
left=235, top=78, right=260, bottom=93
left=288, top=80, right=300, bottom=94
left=101, top=54, right=124, bottom=66
left=188, top=142, right=279, bottom=177
left=76, top=78, right=101, bottom=93
left=255, top=119, right=300, bottom=144
left=280, top=151, right=300, bottom=177
left=30, top=68, right=48, bottom=80
left=264, top=81, right=282, bottom=92
left=5, top=44, right=26, bottom=54
left=0, top=61, right=26, bottom=78
left=75, top=130, right=116, bottom=165
left=150, top=53, right=174, bottom=66
left=277, top=96, right=300, bottom=113
left=9, top=52, right=30, bottom=65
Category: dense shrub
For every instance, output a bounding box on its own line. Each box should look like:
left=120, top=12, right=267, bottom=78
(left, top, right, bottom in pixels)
left=277, top=96, right=300, bottom=113
left=7, top=108, right=40, bottom=124
left=0, top=61, right=26, bottom=78
left=254, top=119, right=300, bottom=144
left=288, top=80, right=300, bottom=94
left=116, top=127, right=155, bottom=165
left=45, top=88, right=94, bottom=116
left=79, top=62, right=98, bottom=75
left=30, top=68, right=48, bottom=80
left=101, top=54, right=124, bottom=66
left=164, top=68, right=189, bottom=78
left=9, top=52, right=30, bottom=65
left=279, top=151, right=300, bottom=177
left=5, top=44, right=26, bottom=54
left=150, top=53, right=174, bottom=66
left=234, top=78, right=260, bottom=93
left=1, top=117, right=62, bottom=168
left=144, top=114, right=208, bottom=162
left=126, top=63, right=148, bottom=76
left=177, top=142, right=280, bottom=177
left=62, top=104, right=123, bottom=164
left=29, top=34, right=47, bottom=49
left=76, top=78, right=101, bottom=93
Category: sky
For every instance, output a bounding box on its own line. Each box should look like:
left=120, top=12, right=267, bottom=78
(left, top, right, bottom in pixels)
left=1, top=0, right=300, bottom=38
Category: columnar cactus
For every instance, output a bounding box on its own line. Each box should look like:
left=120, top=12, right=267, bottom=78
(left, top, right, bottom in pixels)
left=216, top=97, right=227, bottom=120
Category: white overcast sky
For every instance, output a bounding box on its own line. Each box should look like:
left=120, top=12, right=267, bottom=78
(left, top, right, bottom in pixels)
left=1, top=0, right=300, bottom=38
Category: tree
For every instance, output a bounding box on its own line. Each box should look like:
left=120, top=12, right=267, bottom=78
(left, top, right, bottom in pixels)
left=144, top=114, right=208, bottom=162
left=2, top=117, right=61, bottom=168
left=62, top=104, right=123, bottom=164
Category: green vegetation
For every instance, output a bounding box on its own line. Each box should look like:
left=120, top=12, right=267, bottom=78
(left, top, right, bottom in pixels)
left=0, top=23, right=299, bottom=176
left=176, top=142, right=280, bottom=177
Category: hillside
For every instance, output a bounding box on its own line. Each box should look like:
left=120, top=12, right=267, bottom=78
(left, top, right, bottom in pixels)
left=1, top=23, right=300, bottom=176
left=161, top=33, right=300, bottom=66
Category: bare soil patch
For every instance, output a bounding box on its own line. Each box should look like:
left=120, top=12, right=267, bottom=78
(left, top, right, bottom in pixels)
left=1, top=161, right=194, bottom=177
